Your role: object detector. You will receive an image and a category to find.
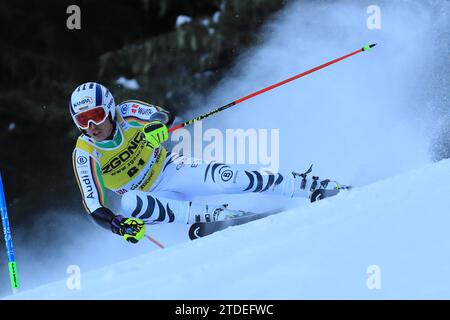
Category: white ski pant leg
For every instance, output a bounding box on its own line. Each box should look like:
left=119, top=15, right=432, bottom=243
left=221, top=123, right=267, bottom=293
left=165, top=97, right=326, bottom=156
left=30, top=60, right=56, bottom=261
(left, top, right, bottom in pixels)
left=120, top=153, right=329, bottom=224
left=150, top=153, right=318, bottom=198
left=120, top=191, right=240, bottom=224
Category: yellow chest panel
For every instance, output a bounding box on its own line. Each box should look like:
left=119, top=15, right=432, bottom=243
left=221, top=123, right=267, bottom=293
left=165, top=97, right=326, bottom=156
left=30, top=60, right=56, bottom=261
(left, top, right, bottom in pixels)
left=100, top=129, right=150, bottom=188
left=76, top=122, right=166, bottom=193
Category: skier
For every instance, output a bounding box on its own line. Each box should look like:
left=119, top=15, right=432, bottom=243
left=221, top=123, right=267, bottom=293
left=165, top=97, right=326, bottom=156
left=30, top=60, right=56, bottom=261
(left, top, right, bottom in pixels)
left=71, top=82, right=347, bottom=243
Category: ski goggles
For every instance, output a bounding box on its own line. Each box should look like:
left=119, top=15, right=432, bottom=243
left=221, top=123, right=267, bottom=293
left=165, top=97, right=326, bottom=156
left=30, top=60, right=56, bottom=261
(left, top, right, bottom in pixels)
left=74, top=106, right=109, bottom=130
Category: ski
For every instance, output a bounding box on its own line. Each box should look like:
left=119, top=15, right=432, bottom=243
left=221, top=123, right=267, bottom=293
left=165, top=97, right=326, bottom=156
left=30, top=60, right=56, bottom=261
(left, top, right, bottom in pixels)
left=188, top=211, right=279, bottom=240
left=187, top=186, right=352, bottom=240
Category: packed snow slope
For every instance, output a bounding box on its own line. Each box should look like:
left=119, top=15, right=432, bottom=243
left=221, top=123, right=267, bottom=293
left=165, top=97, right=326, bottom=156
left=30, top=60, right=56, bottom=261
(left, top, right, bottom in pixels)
left=7, top=159, right=450, bottom=299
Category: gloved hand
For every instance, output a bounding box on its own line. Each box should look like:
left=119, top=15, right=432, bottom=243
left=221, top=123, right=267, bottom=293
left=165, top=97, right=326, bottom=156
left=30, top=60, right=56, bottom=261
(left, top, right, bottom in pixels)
left=111, top=215, right=146, bottom=244
left=142, top=120, right=169, bottom=149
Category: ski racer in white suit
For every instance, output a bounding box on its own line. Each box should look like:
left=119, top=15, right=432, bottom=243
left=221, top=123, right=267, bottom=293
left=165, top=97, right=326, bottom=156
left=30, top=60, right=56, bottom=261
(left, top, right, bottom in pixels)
left=71, top=82, right=346, bottom=243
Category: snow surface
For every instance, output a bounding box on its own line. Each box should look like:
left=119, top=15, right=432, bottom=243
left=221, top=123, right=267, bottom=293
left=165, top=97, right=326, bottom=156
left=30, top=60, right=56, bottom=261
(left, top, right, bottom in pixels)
left=212, top=12, right=221, bottom=24
left=115, top=77, right=140, bottom=90
left=6, top=159, right=450, bottom=299
left=176, top=15, right=192, bottom=28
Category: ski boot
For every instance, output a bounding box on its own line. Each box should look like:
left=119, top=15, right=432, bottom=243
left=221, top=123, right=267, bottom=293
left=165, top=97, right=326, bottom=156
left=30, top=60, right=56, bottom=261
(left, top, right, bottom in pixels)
left=292, top=165, right=352, bottom=203
left=191, top=204, right=247, bottom=223
left=309, top=181, right=352, bottom=203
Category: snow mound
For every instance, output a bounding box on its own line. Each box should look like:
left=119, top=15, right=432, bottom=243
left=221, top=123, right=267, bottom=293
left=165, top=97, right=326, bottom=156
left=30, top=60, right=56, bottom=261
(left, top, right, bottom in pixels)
left=6, top=159, right=450, bottom=299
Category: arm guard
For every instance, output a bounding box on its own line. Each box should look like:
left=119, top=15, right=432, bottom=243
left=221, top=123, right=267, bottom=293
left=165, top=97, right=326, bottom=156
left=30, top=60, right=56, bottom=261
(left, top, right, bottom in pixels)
left=89, top=207, right=116, bottom=231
